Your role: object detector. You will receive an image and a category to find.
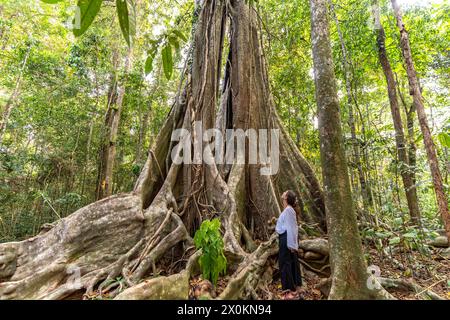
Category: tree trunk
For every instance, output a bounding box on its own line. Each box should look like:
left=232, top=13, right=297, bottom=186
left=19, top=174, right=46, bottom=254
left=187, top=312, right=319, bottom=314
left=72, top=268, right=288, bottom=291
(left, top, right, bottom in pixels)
left=95, top=47, right=133, bottom=200
left=0, top=42, right=31, bottom=144
left=444, top=148, right=449, bottom=186
left=136, top=82, right=158, bottom=166
left=309, top=0, right=392, bottom=299
left=391, top=0, right=449, bottom=242
left=135, top=108, right=149, bottom=166
left=396, top=74, right=418, bottom=189
left=372, top=1, right=421, bottom=224
left=329, top=0, right=373, bottom=214
left=81, top=115, right=95, bottom=197
left=0, top=0, right=326, bottom=300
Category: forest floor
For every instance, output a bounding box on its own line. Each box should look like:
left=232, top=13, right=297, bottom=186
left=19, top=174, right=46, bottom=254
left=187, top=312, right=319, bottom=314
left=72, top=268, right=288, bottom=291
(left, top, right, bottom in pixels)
left=188, top=243, right=449, bottom=300
left=80, top=238, right=448, bottom=300
left=365, top=245, right=449, bottom=300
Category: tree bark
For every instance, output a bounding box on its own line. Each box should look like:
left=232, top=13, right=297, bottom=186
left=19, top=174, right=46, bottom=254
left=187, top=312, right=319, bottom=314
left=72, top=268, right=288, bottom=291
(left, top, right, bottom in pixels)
left=135, top=98, right=150, bottom=166
left=310, top=0, right=392, bottom=299
left=391, top=0, right=449, bottom=242
left=329, top=0, right=373, bottom=214
left=96, top=47, right=133, bottom=200
left=81, top=116, right=95, bottom=197
left=396, top=74, right=418, bottom=189
left=372, top=1, right=421, bottom=224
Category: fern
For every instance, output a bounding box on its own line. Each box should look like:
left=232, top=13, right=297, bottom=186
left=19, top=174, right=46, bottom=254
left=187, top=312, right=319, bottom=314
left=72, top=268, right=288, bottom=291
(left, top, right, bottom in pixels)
left=193, top=218, right=227, bottom=286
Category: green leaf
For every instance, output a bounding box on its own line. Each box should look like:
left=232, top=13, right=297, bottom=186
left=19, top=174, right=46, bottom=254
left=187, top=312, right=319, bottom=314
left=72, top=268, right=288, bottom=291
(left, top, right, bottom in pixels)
left=41, top=0, right=64, bottom=3
left=403, top=232, right=417, bottom=239
left=173, top=30, right=187, bottom=42
left=161, top=44, right=173, bottom=80
left=437, top=132, right=450, bottom=148
left=169, top=35, right=180, bottom=51
left=375, top=232, right=389, bottom=239
left=116, top=0, right=136, bottom=47
left=429, top=231, right=440, bottom=239
left=393, top=217, right=403, bottom=226
left=144, top=55, right=154, bottom=75
left=211, top=218, right=220, bottom=230
left=73, top=0, right=103, bottom=37
left=389, top=237, right=401, bottom=245
left=144, top=43, right=159, bottom=75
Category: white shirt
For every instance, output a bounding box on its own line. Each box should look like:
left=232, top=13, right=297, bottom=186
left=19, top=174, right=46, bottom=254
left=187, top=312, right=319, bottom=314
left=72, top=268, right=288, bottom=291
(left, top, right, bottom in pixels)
left=275, top=206, right=299, bottom=250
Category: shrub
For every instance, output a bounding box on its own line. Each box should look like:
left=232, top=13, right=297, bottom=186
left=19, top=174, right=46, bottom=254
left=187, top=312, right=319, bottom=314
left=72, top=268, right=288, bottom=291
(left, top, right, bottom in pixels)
left=193, top=218, right=227, bottom=286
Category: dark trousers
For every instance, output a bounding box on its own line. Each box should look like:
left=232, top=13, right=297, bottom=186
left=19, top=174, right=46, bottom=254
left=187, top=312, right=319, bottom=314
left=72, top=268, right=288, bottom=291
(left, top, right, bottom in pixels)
left=278, top=232, right=302, bottom=291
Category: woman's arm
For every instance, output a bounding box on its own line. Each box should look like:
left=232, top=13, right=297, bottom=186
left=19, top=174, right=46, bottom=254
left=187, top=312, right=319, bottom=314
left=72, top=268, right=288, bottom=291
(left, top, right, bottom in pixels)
left=285, top=208, right=299, bottom=250
left=275, top=210, right=286, bottom=234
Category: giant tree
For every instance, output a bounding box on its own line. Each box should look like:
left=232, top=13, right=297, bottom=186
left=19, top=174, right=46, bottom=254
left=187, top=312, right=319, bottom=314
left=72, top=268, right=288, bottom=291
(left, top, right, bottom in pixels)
left=0, top=0, right=326, bottom=299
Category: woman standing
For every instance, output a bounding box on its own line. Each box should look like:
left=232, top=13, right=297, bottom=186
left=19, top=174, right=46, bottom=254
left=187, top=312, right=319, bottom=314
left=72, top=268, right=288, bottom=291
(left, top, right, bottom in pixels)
left=276, top=190, right=302, bottom=299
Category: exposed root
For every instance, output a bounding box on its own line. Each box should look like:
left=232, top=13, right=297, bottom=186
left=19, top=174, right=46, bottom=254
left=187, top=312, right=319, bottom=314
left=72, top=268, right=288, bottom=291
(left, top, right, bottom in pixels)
left=299, top=258, right=330, bottom=277
left=215, top=164, right=251, bottom=259
left=0, top=184, right=191, bottom=300
left=299, top=238, right=329, bottom=256
left=218, top=234, right=278, bottom=300
left=130, top=214, right=191, bottom=283
left=378, top=277, right=445, bottom=300
left=0, top=193, right=145, bottom=300
left=298, top=238, right=330, bottom=276
left=114, top=251, right=201, bottom=300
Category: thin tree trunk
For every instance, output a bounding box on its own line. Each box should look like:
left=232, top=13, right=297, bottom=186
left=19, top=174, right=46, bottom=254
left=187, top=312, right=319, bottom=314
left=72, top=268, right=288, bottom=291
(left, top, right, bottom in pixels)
left=81, top=115, right=95, bottom=198
left=136, top=113, right=147, bottom=166
left=0, top=43, right=31, bottom=144
left=396, top=74, right=418, bottom=187
left=136, top=82, right=158, bottom=165
left=391, top=0, right=449, bottom=241
left=96, top=47, right=133, bottom=200
left=443, top=147, right=449, bottom=186
left=372, top=1, right=421, bottom=224
left=96, top=52, right=118, bottom=200
left=310, top=0, right=391, bottom=299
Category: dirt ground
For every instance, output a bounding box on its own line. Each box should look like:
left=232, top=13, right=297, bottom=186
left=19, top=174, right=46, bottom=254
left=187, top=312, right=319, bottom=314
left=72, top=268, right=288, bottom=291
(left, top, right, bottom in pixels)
left=189, top=243, right=449, bottom=300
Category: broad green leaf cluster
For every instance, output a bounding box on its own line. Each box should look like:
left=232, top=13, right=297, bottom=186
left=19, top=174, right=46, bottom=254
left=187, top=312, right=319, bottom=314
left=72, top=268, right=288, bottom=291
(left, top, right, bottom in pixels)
left=193, top=219, right=227, bottom=286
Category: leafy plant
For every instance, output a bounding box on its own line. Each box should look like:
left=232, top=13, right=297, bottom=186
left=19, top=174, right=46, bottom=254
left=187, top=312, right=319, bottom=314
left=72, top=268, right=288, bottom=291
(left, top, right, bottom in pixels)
left=41, top=0, right=187, bottom=80
left=386, top=227, right=432, bottom=255
left=437, top=130, right=450, bottom=148
left=193, top=219, right=227, bottom=286
left=144, top=28, right=187, bottom=79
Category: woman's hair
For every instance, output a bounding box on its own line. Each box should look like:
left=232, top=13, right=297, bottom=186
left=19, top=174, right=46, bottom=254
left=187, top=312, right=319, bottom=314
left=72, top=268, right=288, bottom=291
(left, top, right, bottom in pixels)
left=284, top=190, right=297, bottom=207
